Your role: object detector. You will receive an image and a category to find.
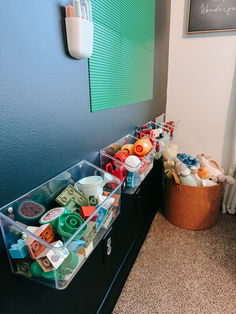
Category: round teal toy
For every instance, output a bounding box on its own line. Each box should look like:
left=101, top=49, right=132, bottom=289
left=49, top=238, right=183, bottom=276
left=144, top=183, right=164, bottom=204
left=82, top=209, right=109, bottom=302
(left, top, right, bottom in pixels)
left=57, top=212, right=87, bottom=240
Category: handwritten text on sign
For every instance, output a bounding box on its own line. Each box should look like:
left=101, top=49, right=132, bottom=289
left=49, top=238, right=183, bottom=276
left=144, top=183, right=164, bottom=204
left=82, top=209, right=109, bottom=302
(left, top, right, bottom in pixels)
left=188, top=0, right=236, bottom=32
left=200, top=0, right=236, bottom=16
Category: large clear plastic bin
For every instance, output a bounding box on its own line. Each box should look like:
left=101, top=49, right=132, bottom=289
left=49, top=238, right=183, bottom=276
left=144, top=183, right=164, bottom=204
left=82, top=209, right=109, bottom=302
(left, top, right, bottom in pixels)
left=136, top=121, right=171, bottom=160
left=100, top=134, right=155, bottom=194
left=0, top=160, right=122, bottom=290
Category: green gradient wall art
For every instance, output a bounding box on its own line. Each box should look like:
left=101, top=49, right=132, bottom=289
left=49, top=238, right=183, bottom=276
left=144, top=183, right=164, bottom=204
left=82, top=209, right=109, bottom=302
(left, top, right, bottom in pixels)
left=89, top=0, right=155, bottom=112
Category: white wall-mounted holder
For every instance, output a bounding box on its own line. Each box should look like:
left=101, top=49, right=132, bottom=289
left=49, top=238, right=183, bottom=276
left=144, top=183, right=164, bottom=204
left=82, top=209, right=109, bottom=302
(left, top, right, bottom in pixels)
left=65, top=17, right=93, bottom=59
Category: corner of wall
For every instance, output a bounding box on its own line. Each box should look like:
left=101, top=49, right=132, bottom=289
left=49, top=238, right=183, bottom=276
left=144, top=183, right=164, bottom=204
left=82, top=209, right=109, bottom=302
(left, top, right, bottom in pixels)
left=153, top=0, right=171, bottom=116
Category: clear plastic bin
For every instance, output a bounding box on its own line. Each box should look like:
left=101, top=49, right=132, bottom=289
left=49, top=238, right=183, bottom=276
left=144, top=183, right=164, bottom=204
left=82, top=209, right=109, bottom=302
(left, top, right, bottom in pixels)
left=136, top=121, right=171, bottom=160
left=155, top=113, right=180, bottom=141
left=0, top=160, right=122, bottom=290
left=100, top=134, right=155, bottom=194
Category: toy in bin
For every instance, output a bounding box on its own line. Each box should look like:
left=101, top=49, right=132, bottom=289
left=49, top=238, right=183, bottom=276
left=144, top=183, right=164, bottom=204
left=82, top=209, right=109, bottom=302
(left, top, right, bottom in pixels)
left=101, top=134, right=155, bottom=193
left=155, top=113, right=180, bottom=140
left=136, top=121, right=170, bottom=159
left=0, top=160, right=122, bottom=289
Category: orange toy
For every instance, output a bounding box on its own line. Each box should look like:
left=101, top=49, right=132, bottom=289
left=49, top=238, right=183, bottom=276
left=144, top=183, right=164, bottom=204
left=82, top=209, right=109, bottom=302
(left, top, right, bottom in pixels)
left=134, top=137, right=152, bottom=156
left=26, top=223, right=54, bottom=259
left=121, top=144, right=134, bottom=156
left=198, top=167, right=208, bottom=179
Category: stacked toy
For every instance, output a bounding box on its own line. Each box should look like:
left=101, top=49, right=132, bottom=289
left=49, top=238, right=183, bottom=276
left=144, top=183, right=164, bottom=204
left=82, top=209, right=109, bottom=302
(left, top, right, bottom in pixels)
left=8, top=174, right=120, bottom=286
left=105, top=137, right=154, bottom=189
left=136, top=122, right=174, bottom=160
left=163, top=143, right=235, bottom=186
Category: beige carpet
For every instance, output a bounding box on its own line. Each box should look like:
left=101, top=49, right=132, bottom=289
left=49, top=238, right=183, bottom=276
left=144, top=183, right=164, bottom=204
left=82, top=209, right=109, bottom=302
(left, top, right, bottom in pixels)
left=113, top=212, right=236, bottom=314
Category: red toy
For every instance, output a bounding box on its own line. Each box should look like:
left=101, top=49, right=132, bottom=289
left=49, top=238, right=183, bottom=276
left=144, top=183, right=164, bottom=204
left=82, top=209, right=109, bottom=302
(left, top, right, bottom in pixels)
left=113, top=151, right=128, bottom=167
left=163, top=121, right=175, bottom=137
left=105, top=162, right=127, bottom=187
left=80, top=206, right=98, bottom=221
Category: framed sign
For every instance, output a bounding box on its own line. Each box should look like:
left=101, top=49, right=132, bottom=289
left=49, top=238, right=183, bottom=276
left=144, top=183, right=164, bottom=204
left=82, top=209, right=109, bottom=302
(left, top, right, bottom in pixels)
left=187, top=0, right=236, bottom=33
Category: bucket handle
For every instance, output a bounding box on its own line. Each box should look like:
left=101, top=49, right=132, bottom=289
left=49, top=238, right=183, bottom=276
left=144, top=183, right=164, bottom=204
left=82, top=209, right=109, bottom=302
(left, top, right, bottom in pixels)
left=210, top=160, right=220, bottom=169
left=169, top=171, right=181, bottom=185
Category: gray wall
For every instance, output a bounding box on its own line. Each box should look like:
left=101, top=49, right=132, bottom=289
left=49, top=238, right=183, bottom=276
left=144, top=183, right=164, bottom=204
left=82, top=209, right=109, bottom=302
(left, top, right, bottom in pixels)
left=0, top=1, right=170, bottom=312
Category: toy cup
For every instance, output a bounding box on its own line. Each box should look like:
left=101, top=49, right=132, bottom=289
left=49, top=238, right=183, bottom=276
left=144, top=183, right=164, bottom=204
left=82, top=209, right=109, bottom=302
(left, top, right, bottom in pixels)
left=74, top=173, right=113, bottom=199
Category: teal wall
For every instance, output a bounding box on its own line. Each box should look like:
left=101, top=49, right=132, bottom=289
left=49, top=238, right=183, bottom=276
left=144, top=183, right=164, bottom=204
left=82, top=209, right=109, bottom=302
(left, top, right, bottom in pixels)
left=0, top=0, right=163, bottom=207
left=0, top=1, right=169, bottom=313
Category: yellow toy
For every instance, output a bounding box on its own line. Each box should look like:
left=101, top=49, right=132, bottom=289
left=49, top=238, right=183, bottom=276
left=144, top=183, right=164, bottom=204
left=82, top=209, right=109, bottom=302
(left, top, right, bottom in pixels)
left=134, top=137, right=152, bottom=156
left=121, top=144, right=134, bottom=156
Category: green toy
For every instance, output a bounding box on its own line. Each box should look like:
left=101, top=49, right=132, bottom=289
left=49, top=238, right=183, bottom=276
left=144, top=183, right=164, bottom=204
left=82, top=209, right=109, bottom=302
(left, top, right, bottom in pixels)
left=55, top=185, right=89, bottom=207
left=57, top=212, right=87, bottom=240
left=39, top=207, right=66, bottom=233
left=30, top=252, right=79, bottom=281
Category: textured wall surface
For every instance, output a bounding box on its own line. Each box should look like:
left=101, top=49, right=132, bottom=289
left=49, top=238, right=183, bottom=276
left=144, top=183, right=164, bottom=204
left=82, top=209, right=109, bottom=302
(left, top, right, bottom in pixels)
left=89, top=0, right=155, bottom=111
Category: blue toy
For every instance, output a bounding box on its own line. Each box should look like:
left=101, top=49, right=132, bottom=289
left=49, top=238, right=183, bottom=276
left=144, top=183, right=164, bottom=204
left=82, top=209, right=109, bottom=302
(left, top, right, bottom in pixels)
left=178, top=153, right=199, bottom=169
left=96, top=207, right=108, bottom=231
left=67, top=239, right=85, bottom=253
left=9, top=239, right=28, bottom=259
left=126, top=172, right=141, bottom=188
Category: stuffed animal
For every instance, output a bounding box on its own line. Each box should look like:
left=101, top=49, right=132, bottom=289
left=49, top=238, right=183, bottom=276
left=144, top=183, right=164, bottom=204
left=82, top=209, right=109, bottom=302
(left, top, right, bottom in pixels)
left=170, top=157, right=190, bottom=177
left=163, top=143, right=178, bottom=160
left=190, top=167, right=217, bottom=186
left=163, top=143, right=178, bottom=177
left=178, top=153, right=200, bottom=169
left=198, top=154, right=235, bottom=184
